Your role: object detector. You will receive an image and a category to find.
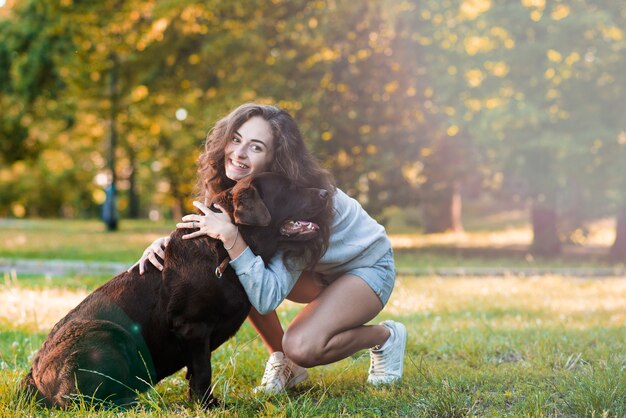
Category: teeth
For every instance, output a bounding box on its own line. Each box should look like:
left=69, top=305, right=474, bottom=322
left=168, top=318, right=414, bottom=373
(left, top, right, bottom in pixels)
left=233, top=160, right=248, bottom=169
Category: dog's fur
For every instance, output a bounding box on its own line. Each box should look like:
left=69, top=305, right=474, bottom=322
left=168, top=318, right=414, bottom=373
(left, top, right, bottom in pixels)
left=21, top=173, right=328, bottom=408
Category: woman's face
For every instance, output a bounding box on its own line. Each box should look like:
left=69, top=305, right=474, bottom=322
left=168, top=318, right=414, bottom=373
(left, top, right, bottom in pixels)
left=224, top=116, right=274, bottom=182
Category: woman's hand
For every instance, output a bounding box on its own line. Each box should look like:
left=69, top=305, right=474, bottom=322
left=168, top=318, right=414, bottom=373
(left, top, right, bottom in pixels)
left=176, top=201, right=239, bottom=245
left=128, top=236, right=170, bottom=274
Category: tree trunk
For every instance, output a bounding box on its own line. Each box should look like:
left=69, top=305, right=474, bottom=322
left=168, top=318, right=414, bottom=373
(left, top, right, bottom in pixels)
left=126, top=147, right=140, bottom=218
left=610, top=205, right=626, bottom=262
left=530, top=205, right=561, bottom=257
left=421, top=181, right=464, bottom=233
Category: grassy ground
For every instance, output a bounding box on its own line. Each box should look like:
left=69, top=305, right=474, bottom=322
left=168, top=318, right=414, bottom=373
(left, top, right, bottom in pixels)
left=0, top=217, right=621, bottom=271
left=1, top=275, right=624, bottom=417
left=0, top=218, right=624, bottom=416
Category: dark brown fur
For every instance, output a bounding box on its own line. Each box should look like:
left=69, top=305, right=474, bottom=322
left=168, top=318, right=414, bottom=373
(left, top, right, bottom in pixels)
left=21, top=173, right=328, bottom=408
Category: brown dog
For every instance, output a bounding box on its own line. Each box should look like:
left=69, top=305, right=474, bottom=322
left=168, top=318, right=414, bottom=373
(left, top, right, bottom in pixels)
left=21, top=173, right=328, bottom=408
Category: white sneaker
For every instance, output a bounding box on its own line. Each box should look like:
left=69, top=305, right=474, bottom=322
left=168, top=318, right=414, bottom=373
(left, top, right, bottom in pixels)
left=253, top=351, right=309, bottom=394
left=367, top=320, right=407, bottom=385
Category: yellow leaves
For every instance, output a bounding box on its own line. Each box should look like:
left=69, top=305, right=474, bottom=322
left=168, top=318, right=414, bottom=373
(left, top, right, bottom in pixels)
left=465, top=68, right=484, bottom=88
left=384, top=80, right=399, bottom=94
left=484, top=61, right=509, bottom=77
left=617, top=132, right=626, bottom=145
left=337, top=149, right=350, bottom=167
left=546, top=89, right=560, bottom=100
left=402, top=161, right=425, bottom=186
left=565, top=52, right=581, bottom=65
left=602, top=26, right=624, bottom=41
left=522, top=0, right=545, bottom=9
left=304, top=47, right=338, bottom=68
left=321, top=132, right=333, bottom=141
left=188, top=54, right=200, bottom=65
left=459, top=0, right=492, bottom=21
left=551, top=4, right=570, bottom=20
left=131, top=85, right=149, bottom=102
left=447, top=125, right=460, bottom=136
left=530, top=10, right=542, bottom=22
left=308, top=18, right=318, bottom=29
left=421, top=148, right=433, bottom=157
left=547, top=49, right=562, bottom=62
left=149, top=123, right=161, bottom=136
left=464, top=36, right=495, bottom=56
left=11, top=203, right=26, bottom=218
left=521, top=0, right=545, bottom=20
left=484, top=97, right=502, bottom=109
left=42, top=149, right=74, bottom=175
left=92, top=189, right=106, bottom=205
left=465, top=98, right=482, bottom=112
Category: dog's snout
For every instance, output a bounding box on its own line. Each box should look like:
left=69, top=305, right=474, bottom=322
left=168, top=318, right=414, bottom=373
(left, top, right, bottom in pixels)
left=319, top=189, right=329, bottom=200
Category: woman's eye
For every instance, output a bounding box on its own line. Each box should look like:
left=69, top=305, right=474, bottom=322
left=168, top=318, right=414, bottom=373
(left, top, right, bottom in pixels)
left=250, top=145, right=264, bottom=152
left=231, top=137, right=241, bottom=143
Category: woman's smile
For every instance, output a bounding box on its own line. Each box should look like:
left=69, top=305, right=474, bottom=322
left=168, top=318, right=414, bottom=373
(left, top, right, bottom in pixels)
left=224, top=116, right=274, bottom=181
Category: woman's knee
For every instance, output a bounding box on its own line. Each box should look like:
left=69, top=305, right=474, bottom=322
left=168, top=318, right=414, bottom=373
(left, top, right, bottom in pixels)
left=282, top=328, right=325, bottom=368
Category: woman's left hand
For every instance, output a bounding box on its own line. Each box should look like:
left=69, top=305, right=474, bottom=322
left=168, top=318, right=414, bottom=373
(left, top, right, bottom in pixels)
left=176, top=201, right=238, bottom=242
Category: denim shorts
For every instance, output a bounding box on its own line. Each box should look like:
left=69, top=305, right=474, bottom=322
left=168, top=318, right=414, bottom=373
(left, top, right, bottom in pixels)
left=347, top=248, right=396, bottom=307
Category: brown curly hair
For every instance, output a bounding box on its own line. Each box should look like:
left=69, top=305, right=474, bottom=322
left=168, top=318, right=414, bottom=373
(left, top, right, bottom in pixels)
left=196, top=103, right=335, bottom=268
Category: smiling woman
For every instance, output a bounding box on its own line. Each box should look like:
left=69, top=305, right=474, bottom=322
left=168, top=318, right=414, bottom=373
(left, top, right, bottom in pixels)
left=224, top=116, right=274, bottom=181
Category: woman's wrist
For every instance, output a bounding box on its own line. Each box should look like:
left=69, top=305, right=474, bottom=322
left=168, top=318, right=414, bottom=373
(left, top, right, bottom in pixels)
left=221, top=225, right=239, bottom=249
left=223, top=226, right=239, bottom=251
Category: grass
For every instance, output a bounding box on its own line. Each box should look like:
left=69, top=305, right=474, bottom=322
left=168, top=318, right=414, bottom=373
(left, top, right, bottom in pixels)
left=0, top=218, right=621, bottom=272
left=0, top=217, right=624, bottom=416
left=1, top=275, right=625, bottom=417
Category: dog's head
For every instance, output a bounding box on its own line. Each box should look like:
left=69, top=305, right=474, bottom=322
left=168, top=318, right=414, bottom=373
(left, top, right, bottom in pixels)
left=213, top=172, right=329, bottom=261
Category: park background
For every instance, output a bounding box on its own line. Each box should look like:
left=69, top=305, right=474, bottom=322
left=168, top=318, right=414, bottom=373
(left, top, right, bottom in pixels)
left=0, top=0, right=625, bottom=417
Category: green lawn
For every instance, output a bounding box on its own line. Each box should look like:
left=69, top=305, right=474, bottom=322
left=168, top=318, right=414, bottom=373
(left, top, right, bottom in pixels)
left=1, top=275, right=624, bottom=417
left=0, top=218, right=619, bottom=271
left=0, top=219, right=624, bottom=416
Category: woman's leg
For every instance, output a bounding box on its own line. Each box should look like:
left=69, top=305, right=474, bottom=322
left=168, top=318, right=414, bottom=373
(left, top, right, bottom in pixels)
left=246, top=271, right=329, bottom=354
left=281, top=273, right=390, bottom=368
left=247, top=272, right=330, bottom=393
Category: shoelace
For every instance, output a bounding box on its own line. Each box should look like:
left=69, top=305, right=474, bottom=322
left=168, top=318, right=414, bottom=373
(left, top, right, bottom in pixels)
left=261, top=359, right=292, bottom=385
left=369, top=350, right=387, bottom=376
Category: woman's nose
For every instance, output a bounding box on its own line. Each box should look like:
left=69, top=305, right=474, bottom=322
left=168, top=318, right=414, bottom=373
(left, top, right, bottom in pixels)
left=233, top=143, right=247, bottom=158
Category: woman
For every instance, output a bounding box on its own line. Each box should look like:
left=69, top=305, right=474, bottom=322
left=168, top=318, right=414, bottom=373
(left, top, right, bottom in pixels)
left=133, top=103, right=406, bottom=393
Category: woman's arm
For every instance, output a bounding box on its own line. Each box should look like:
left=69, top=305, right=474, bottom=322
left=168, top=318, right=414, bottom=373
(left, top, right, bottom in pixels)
left=177, top=200, right=303, bottom=313
left=229, top=247, right=304, bottom=314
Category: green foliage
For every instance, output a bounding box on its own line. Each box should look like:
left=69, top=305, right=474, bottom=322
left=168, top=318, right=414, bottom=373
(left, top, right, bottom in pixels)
left=0, top=0, right=624, bottom=238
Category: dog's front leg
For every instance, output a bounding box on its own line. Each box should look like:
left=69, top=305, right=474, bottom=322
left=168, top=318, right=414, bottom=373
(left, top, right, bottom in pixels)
left=185, top=337, right=218, bottom=408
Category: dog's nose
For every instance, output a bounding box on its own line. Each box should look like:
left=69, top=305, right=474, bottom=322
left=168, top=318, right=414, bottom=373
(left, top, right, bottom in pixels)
left=319, top=189, right=329, bottom=199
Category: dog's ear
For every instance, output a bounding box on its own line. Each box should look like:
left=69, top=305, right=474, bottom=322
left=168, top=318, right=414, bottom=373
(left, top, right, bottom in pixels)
left=233, top=184, right=271, bottom=226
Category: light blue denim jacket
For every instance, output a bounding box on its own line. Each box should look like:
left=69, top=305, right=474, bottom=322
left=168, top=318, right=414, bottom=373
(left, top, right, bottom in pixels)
left=229, top=188, right=391, bottom=314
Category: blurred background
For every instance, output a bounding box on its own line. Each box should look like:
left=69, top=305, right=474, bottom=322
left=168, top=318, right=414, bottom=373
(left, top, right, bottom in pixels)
left=0, top=0, right=625, bottom=260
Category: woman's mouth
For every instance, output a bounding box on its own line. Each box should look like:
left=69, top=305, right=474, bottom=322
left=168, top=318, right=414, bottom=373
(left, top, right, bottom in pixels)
left=229, top=159, right=249, bottom=170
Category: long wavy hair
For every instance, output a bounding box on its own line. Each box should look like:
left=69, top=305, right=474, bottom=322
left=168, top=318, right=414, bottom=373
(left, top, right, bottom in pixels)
left=196, top=103, right=335, bottom=268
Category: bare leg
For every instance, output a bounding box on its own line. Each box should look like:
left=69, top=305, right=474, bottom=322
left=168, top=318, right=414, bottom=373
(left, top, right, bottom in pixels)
left=246, top=271, right=326, bottom=354
left=247, top=308, right=284, bottom=353
left=282, top=274, right=390, bottom=368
